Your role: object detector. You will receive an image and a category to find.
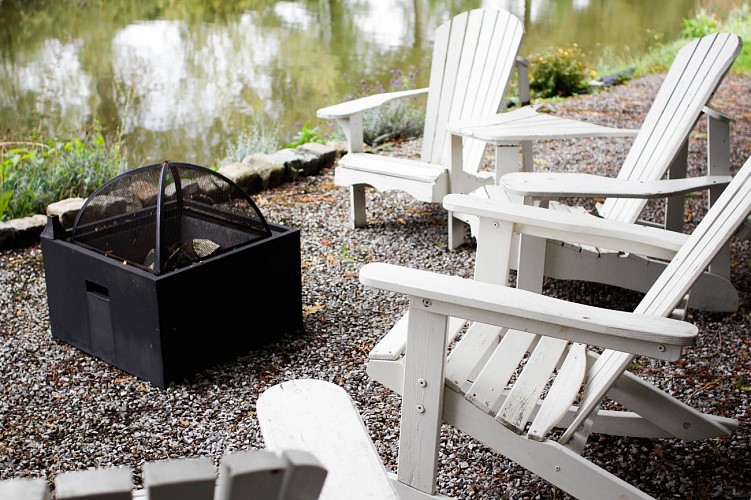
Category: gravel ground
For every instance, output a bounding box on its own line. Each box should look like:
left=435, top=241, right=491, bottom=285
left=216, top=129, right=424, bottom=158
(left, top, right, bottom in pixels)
left=1, top=73, right=750, bottom=499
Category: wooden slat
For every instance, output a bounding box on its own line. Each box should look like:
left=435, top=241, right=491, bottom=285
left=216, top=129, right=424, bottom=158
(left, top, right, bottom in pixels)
left=603, top=33, right=740, bottom=223
left=0, top=478, right=51, bottom=500
left=423, top=10, right=467, bottom=165
left=528, top=342, right=587, bottom=441
left=461, top=10, right=524, bottom=173
left=55, top=467, right=133, bottom=500
left=143, top=457, right=215, bottom=500
left=338, top=153, right=446, bottom=182
left=497, top=337, right=569, bottom=433
left=465, top=329, right=537, bottom=414
left=445, top=321, right=503, bottom=392
left=278, top=450, right=329, bottom=500
left=369, top=311, right=466, bottom=361
left=216, top=451, right=288, bottom=500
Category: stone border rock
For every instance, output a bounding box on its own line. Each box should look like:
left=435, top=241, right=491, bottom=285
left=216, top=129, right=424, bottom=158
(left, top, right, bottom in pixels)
left=0, top=142, right=346, bottom=251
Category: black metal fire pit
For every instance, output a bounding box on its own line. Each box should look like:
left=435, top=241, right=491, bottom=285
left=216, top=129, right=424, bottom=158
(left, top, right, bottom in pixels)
left=40, top=161, right=303, bottom=388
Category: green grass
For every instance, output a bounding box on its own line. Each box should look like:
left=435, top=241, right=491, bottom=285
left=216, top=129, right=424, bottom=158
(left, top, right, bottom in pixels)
left=597, top=5, right=751, bottom=78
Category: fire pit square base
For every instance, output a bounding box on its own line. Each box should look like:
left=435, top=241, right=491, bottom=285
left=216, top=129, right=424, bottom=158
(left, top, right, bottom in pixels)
left=41, top=219, right=302, bottom=389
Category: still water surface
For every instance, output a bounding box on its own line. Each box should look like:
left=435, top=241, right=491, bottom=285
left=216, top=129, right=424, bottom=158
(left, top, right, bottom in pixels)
left=0, top=0, right=737, bottom=166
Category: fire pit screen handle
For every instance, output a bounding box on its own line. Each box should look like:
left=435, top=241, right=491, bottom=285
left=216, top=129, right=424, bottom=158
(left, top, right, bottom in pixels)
left=155, top=161, right=183, bottom=275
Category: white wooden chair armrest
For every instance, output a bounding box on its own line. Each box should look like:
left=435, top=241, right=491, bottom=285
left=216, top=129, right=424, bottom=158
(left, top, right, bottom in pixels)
left=257, top=379, right=401, bottom=500
left=443, top=193, right=688, bottom=260
left=360, top=263, right=697, bottom=361
left=446, top=107, right=638, bottom=144
left=500, top=172, right=732, bottom=199
left=317, top=88, right=429, bottom=120
left=702, top=104, right=732, bottom=123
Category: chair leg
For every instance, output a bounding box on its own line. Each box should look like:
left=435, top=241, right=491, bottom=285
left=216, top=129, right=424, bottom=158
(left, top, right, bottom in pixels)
left=448, top=211, right=466, bottom=250
left=350, top=184, right=367, bottom=228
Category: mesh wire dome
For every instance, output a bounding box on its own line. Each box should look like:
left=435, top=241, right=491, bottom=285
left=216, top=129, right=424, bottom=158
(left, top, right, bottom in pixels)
left=70, top=161, right=272, bottom=275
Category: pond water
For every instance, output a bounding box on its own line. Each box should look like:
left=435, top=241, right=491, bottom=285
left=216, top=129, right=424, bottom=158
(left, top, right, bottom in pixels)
left=0, top=0, right=740, bottom=167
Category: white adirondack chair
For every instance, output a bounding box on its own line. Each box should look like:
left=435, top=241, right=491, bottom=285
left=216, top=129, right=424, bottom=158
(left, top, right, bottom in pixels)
left=447, top=32, right=742, bottom=313
left=318, top=8, right=527, bottom=228
left=0, top=450, right=328, bottom=500
left=361, top=153, right=751, bottom=498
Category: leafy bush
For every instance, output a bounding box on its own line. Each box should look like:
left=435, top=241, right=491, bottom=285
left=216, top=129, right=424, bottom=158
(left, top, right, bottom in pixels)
left=529, top=44, right=591, bottom=98
left=682, top=10, right=719, bottom=38
left=338, top=68, right=426, bottom=146
left=286, top=123, right=326, bottom=149
left=1, top=125, right=126, bottom=221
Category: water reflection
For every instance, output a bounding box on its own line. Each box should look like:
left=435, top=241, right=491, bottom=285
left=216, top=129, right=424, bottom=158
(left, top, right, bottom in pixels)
left=0, top=0, right=736, bottom=167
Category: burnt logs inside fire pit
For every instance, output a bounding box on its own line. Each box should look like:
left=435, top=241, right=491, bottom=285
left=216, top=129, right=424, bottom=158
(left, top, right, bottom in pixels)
left=40, top=161, right=303, bottom=388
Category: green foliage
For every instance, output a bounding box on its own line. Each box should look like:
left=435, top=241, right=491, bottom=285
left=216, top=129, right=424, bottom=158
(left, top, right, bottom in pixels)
left=632, top=5, right=751, bottom=77
left=338, top=68, right=426, bottom=146
left=286, top=123, right=326, bottom=149
left=0, top=125, right=125, bottom=221
left=529, top=44, right=592, bottom=99
left=681, top=9, right=720, bottom=38
left=219, top=125, right=280, bottom=166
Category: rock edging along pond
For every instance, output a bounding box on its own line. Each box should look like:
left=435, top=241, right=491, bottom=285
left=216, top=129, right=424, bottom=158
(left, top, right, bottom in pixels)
left=0, top=141, right=346, bottom=251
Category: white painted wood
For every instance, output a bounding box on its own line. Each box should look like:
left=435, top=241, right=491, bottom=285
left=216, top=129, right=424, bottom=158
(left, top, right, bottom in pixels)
left=216, top=450, right=288, bottom=500
left=5, top=451, right=332, bottom=500
left=350, top=184, right=367, bottom=228
left=440, top=386, right=654, bottom=499
left=338, top=154, right=448, bottom=182
left=256, top=379, right=398, bottom=500
left=444, top=321, right=503, bottom=392
left=317, top=89, right=428, bottom=120
left=602, top=33, right=740, bottom=224
left=388, top=475, right=451, bottom=499
left=397, top=304, right=449, bottom=494
left=444, top=193, right=687, bottom=261
left=360, top=263, right=696, bottom=360
left=464, top=329, right=535, bottom=413
left=321, top=9, right=525, bottom=228
left=448, top=33, right=741, bottom=312
left=446, top=106, right=639, bottom=143
left=497, top=336, right=568, bottom=432
left=142, top=457, right=215, bottom=500
left=362, top=148, right=751, bottom=493
left=278, top=450, right=330, bottom=500
left=0, top=478, right=50, bottom=500
left=528, top=342, right=587, bottom=441
left=55, top=467, right=133, bottom=500
left=663, top=140, right=689, bottom=232
left=370, top=311, right=466, bottom=362
left=501, top=172, right=731, bottom=199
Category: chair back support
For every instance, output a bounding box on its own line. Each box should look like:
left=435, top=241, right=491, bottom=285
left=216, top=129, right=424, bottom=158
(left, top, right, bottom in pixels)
left=601, top=32, right=742, bottom=223
left=561, top=154, right=751, bottom=446
left=421, top=9, right=524, bottom=170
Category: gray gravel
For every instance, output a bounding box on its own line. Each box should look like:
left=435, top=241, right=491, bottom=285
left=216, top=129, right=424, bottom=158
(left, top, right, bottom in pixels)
left=1, top=73, right=750, bottom=498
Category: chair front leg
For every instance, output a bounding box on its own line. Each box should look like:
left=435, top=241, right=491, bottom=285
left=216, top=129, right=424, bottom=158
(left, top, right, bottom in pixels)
left=397, top=302, right=449, bottom=495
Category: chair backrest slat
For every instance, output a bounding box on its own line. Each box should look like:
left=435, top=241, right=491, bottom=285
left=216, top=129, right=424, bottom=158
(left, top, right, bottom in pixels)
left=600, top=33, right=741, bottom=223
left=422, top=9, right=524, bottom=169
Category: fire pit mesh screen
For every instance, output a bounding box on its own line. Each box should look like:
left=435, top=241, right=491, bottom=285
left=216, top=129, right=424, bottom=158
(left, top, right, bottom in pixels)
left=71, top=161, right=272, bottom=275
